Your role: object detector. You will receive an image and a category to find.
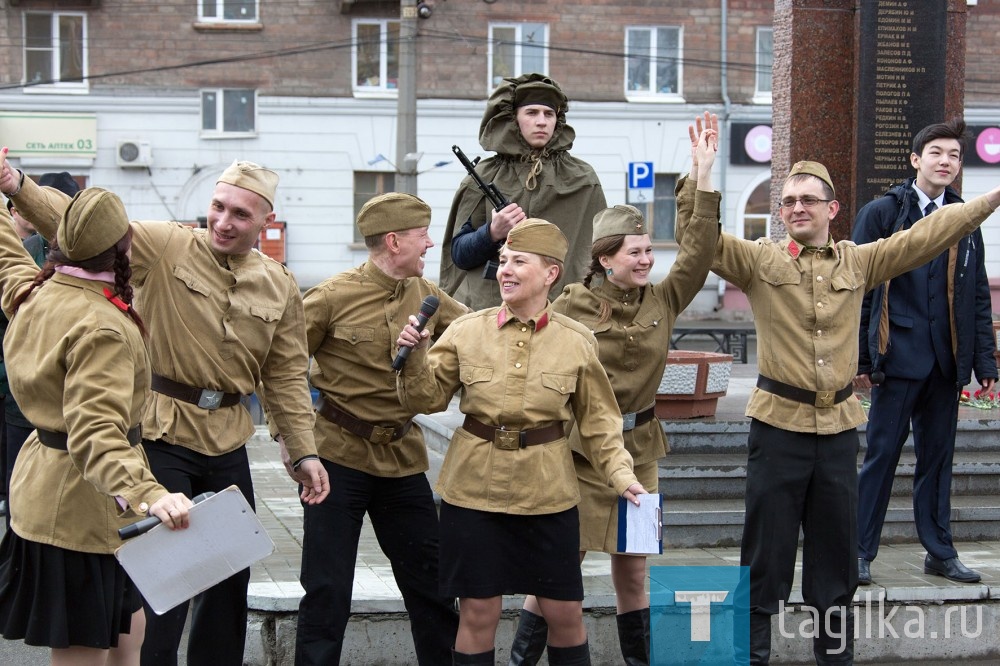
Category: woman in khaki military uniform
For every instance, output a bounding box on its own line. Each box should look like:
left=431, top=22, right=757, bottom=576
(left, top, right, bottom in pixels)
left=397, top=220, right=644, bottom=666
left=508, top=116, right=721, bottom=666
left=0, top=180, right=191, bottom=666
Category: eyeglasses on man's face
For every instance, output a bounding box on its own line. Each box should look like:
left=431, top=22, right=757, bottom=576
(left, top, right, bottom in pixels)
left=779, top=196, right=832, bottom=209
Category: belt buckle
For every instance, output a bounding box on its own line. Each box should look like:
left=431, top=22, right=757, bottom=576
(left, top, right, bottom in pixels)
left=494, top=428, right=520, bottom=450
left=370, top=425, right=395, bottom=445
left=814, top=390, right=835, bottom=408
left=622, top=411, right=637, bottom=431
left=197, top=389, right=225, bottom=410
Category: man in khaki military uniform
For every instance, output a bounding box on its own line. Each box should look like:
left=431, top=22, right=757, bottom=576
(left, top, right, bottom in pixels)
left=296, top=193, right=466, bottom=665
left=702, top=160, right=1000, bottom=665
left=0, top=156, right=329, bottom=666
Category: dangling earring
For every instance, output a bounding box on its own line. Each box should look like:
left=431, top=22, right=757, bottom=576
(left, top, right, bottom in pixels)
left=606, top=268, right=614, bottom=276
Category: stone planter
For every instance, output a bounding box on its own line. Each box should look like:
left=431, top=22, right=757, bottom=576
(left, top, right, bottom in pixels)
left=655, top=350, right=733, bottom=419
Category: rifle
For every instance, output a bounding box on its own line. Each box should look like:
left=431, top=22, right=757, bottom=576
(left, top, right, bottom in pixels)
left=452, top=145, right=510, bottom=212
left=451, top=145, right=511, bottom=280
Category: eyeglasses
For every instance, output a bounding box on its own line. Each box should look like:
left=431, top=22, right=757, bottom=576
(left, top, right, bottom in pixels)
left=780, top=196, right=832, bottom=209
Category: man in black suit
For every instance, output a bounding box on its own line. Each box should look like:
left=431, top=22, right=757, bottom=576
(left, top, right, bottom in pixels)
left=853, top=119, right=997, bottom=585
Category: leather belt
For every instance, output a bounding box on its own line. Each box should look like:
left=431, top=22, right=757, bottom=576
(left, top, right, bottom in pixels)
left=756, top=375, right=854, bottom=409
left=151, top=374, right=243, bottom=410
left=316, top=396, right=412, bottom=445
left=38, top=426, right=142, bottom=451
left=622, top=406, right=656, bottom=432
left=462, top=415, right=565, bottom=450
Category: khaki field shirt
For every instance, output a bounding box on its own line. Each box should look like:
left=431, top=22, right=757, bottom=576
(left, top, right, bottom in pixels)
left=693, top=176, right=997, bottom=435
left=12, top=177, right=318, bottom=462
left=398, top=304, right=638, bottom=514
left=0, top=211, right=167, bottom=554
left=304, top=261, right=468, bottom=477
left=553, top=187, right=721, bottom=465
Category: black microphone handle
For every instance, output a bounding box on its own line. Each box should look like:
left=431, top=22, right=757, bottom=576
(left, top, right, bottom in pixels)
left=392, top=310, right=432, bottom=371
left=118, top=491, right=215, bottom=540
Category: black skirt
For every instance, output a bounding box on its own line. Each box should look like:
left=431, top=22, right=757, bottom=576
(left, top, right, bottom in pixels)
left=439, top=502, right=584, bottom=601
left=0, top=529, right=142, bottom=649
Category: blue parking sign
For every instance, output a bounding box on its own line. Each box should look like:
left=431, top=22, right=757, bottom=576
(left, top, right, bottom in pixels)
left=650, top=566, right=750, bottom=665
left=629, top=162, right=654, bottom=189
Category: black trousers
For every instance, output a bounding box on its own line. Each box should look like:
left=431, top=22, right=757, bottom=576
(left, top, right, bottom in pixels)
left=140, top=440, right=255, bottom=666
left=857, top=365, right=960, bottom=562
left=295, top=459, right=458, bottom=666
left=740, top=420, right=858, bottom=655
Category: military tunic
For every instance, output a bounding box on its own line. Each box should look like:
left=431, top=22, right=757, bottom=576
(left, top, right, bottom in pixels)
left=553, top=186, right=720, bottom=552
left=10, top=177, right=318, bottom=463
left=0, top=209, right=166, bottom=554
left=304, top=261, right=468, bottom=475
left=398, top=304, right=638, bottom=515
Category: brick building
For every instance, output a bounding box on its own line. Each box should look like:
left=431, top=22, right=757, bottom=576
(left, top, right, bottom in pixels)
left=0, top=0, right=997, bottom=314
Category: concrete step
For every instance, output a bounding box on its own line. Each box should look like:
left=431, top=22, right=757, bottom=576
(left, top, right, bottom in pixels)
left=664, top=495, right=1000, bottom=548
left=660, top=451, right=1000, bottom=500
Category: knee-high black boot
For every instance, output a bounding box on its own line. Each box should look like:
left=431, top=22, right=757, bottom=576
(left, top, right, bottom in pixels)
left=616, top=609, right=650, bottom=665
left=453, top=647, right=496, bottom=664
left=749, top=613, right=771, bottom=665
left=547, top=640, right=591, bottom=665
left=507, top=609, right=547, bottom=665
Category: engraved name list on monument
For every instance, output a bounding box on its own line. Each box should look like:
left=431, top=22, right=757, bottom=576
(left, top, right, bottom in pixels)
left=856, top=0, right=946, bottom=208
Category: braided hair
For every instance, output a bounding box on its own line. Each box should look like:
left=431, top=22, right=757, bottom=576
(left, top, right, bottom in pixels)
left=582, top=234, right=626, bottom=325
left=11, top=226, right=146, bottom=337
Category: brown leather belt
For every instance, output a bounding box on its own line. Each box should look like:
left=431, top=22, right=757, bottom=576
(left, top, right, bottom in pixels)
left=151, top=374, right=243, bottom=410
left=622, top=406, right=656, bottom=431
left=756, top=375, right=853, bottom=409
left=38, top=426, right=142, bottom=451
left=316, top=396, right=412, bottom=445
left=462, top=415, right=565, bottom=450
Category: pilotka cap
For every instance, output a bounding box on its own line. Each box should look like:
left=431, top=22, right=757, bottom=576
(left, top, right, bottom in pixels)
left=217, top=160, right=279, bottom=209
left=57, top=188, right=130, bottom=261
left=505, top=219, right=568, bottom=262
left=592, top=204, right=647, bottom=242
left=786, top=160, right=836, bottom=198
left=356, top=192, right=432, bottom=237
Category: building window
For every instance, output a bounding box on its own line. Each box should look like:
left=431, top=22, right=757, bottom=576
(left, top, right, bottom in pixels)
left=353, top=171, right=397, bottom=242
left=743, top=180, right=771, bottom=241
left=23, top=12, right=87, bottom=90
left=755, top=28, right=773, bottom=103
left=201, top=89, right=256, bottom=136
left=199, top=0, right=258, bottom=23
left=625, top=27, right=681, bottom=99
left=630, top=173, right=677, bottom=242
left=354, top=19, right=400, bottom=94
left=488, top=23, right=548, bottom=90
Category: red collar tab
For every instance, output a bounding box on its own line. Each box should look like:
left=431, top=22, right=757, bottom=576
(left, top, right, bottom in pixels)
left=103, top=288, right=130, bottom=313
left=496, top=308, right=549, bottom=331
left=787, top=240, right=801, bottom=259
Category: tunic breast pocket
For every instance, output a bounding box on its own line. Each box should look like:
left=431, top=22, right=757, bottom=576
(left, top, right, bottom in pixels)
left=333, top=326, right=376, bottom=346
left=541, top=372, right=578, bottom=404
left=459, top=364, right=494, bottom=388
left=759, top=263, right=801, bottom=288
left=171, top=264, right=211, bottom=298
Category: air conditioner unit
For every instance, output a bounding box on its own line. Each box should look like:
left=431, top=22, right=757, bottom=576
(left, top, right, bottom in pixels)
left=116, top=140, right=153, bottom=168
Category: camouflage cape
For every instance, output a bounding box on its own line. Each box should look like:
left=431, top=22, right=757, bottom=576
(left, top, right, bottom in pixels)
left=440, top=73, right=606, bottom=309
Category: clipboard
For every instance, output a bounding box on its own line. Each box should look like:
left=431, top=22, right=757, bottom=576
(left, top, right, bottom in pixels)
left=617, top=493, right=663, bottom=554
left=115, top=485, right=274, bottom=614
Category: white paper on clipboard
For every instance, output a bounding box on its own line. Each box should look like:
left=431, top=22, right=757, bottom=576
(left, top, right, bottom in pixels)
left=115, top=485, right=274, bottom=615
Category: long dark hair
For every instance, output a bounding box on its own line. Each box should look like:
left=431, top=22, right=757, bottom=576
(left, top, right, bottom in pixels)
left=11, top=226, right=147, bottom=337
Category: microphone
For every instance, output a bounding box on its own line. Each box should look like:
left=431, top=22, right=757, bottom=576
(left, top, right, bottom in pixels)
left=118, top=491, right=215, bottom=540
left=392, top=295, right=440, bottom=371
